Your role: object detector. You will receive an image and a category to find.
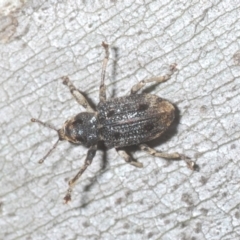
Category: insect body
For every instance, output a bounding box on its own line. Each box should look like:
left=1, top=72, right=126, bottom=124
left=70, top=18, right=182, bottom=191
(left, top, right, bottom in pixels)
left=97, top=94, right=174, bottom=148
left=32, top=42, right=196, bottom=203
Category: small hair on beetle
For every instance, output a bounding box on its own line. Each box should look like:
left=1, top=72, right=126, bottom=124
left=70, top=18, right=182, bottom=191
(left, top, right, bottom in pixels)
left=31, top=118, right=60, bottom=164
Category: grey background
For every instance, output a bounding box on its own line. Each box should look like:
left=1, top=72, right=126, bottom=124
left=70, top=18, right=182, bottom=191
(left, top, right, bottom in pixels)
left=1, top=0, right=240, bottom=239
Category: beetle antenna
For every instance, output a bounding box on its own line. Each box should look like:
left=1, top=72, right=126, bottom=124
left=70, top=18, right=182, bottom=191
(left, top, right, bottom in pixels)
left=38, top=139, right=60, bottom=164
left=31, top=118, right=58, bottom=131
left=31, top=118, right=60, bottom=163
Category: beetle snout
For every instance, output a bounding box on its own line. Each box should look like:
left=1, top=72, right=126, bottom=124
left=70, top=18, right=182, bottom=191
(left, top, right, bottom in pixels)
left=57, top=128, right=65, bottom=141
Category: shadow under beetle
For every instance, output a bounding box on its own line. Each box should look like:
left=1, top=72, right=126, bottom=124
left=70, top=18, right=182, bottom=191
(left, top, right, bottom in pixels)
left=31, top=42, right=196, bottom=203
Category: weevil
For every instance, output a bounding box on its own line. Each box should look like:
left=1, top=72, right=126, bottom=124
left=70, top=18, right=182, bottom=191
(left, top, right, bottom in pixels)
left=31, top=42, right=196, bottom=203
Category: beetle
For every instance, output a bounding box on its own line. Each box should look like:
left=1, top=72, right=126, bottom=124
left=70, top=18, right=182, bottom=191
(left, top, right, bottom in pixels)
left=31, top=42, right=196, bottom=203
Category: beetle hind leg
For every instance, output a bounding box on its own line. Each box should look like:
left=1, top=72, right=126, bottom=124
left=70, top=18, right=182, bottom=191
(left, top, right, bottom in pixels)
left=64, top=145, right=97, bottom=203
left=131, top=64, right=177, bottom=94
left=116, top=148, right=143, bottom=168
left=139, top=144, right=196, bottom=171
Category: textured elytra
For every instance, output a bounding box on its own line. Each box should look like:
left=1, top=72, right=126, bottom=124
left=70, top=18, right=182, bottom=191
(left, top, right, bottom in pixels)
left=97, top=93, right=175, bottom=148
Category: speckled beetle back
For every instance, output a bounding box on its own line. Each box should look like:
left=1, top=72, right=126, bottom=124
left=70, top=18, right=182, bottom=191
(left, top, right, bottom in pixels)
left=97, top=93, right=175, bottom=148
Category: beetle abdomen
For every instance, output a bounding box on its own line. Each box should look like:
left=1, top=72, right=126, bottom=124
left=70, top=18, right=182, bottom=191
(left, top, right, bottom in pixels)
left=97, top=94, right=175, bottom=148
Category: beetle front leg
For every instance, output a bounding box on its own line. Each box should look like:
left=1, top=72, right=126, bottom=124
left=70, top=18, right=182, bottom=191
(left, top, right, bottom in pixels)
left=61, top=76, right=94, bottom=112
left=64, top=145, right=97, bottom=203
left=116, top=148, right=143, bottom=168
left=131, top=64, right=177, bottom=94
left=99, top=42, right=109, bottom=102
left=139, top=144, right=196, bottom=171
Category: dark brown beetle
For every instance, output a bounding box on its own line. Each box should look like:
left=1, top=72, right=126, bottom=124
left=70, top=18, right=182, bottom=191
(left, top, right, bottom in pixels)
left=32, top=42, right=195, bottom=203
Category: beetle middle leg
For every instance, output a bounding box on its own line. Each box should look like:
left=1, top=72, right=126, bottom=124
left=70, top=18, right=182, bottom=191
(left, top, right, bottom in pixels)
left=139, top=144, right=196, bottom=170
left=131, top=64, right=177, bottom=94
left=64, top=145, right=97, bottom=203
left=116, top=148, right=143, bottom=168
left=99, top=42, right=109, bottom=102
left=61, top=76, right=94, bottom=112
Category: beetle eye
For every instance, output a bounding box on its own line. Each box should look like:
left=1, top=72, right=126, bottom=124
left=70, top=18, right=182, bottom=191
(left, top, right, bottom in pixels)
left=75, top=135, right=84, bottom=142
left=74, top=114, right=83, bottom=124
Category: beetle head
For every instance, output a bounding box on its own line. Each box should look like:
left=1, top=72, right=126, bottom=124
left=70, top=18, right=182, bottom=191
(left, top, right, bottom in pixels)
left=31, top=112, right=98, bottom=164
left=59, top=112, right=98, bottom=147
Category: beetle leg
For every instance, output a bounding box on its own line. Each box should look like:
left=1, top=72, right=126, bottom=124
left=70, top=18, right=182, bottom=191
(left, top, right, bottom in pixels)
left=139, top=144, right=196, bottom=171
left=64, top=145, right=97, bottom=203
left=61, top=76, right=94, bottom=112
left=131, top=64, right=177, bottom=94
left=99, top=42, right=109, bottom=102
left=116, top=148, right=143, bottom=168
